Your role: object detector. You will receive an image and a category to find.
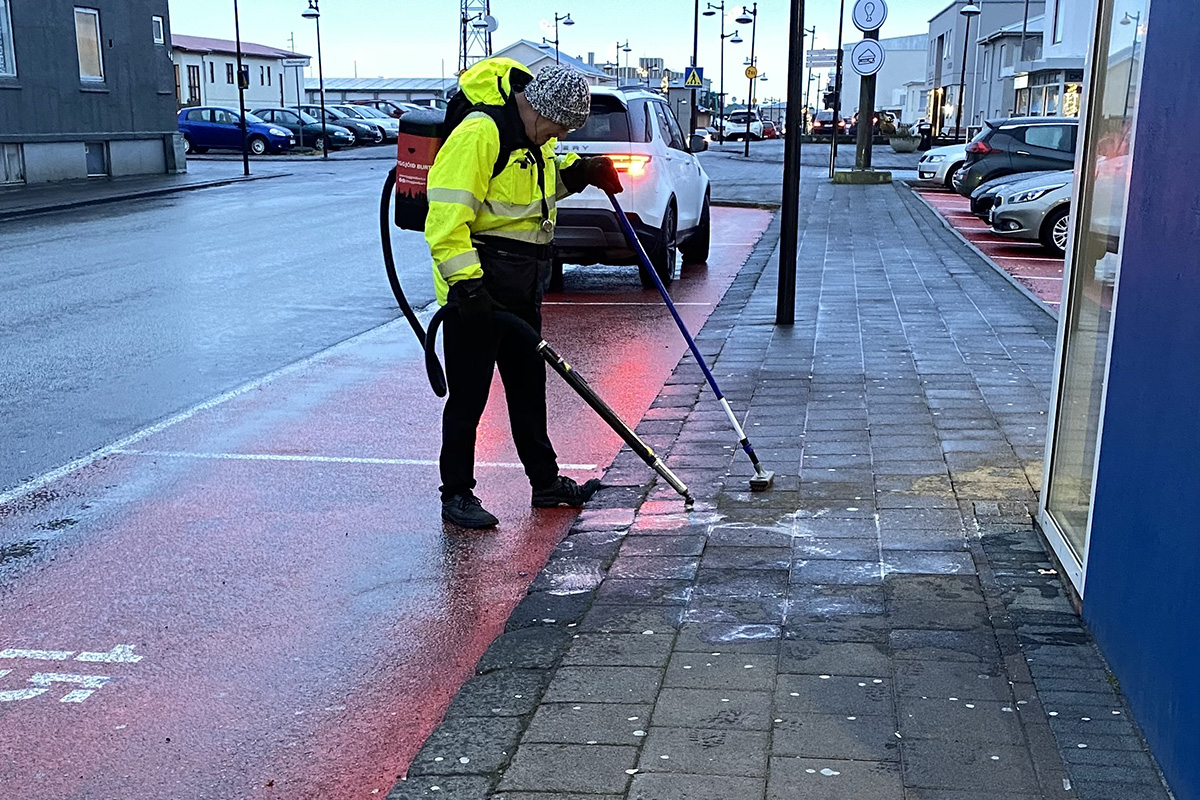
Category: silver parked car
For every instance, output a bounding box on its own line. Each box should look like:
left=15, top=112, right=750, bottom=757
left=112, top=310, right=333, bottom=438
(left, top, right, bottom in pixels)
left=916, top=143, right=967, bottom=188
left=989, top=170, right=1074, bottom=256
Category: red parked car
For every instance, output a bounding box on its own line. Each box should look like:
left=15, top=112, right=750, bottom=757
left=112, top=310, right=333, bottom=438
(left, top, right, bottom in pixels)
left=761, top=120, right=780, bottom=139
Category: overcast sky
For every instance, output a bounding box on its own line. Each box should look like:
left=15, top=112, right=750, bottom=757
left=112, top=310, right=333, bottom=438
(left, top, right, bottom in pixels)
left=167, top=0, right=952, bottom=100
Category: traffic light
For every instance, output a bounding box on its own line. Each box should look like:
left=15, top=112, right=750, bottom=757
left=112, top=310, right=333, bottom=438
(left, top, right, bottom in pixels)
left=823, top=90, right=838, bottom=110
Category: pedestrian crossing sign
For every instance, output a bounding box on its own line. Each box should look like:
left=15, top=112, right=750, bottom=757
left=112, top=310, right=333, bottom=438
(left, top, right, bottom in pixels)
left=683, top=67, right=704, bottom=88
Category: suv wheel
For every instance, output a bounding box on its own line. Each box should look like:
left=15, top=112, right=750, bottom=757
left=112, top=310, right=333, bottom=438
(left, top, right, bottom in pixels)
left=1040, top=206, right=1071, bottom=257
left=679, top=195, right=711, bottom=265
left=945, top=161, right=964, bottom=188
left=642, top=204, right=678, bottom=289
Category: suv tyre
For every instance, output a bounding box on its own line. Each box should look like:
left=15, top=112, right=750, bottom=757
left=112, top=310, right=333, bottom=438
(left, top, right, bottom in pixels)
left=680, top=195, right=711, bottom=265
left=642, top=204, right=678, bottom=289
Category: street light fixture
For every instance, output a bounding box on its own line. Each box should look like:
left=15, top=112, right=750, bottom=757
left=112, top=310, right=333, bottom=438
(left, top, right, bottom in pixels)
left=1119, top=11, right=1142, bottom=114
left=543, top=12, right=574, bottom=65
left=301, top=0, right=328, bottom=159
left=737, top=3, right=758, bottom=157
left=704, top=2, right=740, bottom=142
left=956, top=1, right=981, bottom=143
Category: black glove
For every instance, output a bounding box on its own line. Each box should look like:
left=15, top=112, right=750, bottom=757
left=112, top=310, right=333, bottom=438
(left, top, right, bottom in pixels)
left=583, top=157, right=623, bottom=195
left=448, top=278, right=494, bottom=322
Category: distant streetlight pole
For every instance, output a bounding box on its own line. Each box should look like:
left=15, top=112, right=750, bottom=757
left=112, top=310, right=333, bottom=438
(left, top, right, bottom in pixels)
left=1119, top=11, right=1142, bottom=114
left=302, top=0, right=328, bottom=159
left=706, top=3, right=741, bottom=142
left=736, top=3, right=758, bottom=157
left=614, top=39, right=630, bottom=83
left=544, top=12, right=574, bottom=64
left=956, top=2, right=981, bottom=143
left=829, top=0, right=845, bottom=178
left=234, top=0, right=249, bottom=175
left=802, top=25, right=815, bottom=131
left=690, top=0, right=701, bottom=134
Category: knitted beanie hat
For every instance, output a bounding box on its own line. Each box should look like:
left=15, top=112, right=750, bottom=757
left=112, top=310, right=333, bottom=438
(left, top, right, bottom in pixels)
left=524, top=66, right=591, bottom=130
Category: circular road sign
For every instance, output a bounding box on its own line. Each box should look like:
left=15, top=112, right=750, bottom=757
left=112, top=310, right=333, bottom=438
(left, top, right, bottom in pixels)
left=850, top=39, right=886, bottom=76
left=745, top=65, right=758, bottom=80
left=852, top=0, right=887, bottom=32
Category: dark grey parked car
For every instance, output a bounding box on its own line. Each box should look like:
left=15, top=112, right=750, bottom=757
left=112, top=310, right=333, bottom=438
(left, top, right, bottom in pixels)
left=957, top=116, right=1079, bottom=197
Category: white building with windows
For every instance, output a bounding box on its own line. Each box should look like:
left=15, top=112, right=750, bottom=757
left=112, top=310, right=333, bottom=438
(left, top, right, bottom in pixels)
left=839, top=34, right=929, bottom=123
left=171, top=35, right=309, bottom=111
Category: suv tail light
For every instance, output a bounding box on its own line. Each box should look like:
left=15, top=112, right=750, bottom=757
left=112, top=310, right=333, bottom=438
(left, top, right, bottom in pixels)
left=608, top=154, right=651, bottom=177
left=965, top=141, right=996, bottom=155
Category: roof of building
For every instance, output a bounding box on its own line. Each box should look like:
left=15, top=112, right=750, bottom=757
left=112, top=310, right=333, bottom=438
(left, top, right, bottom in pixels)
left=493, top=40, right=612, bottom=79
left=303, top=77, right=457, bottom=92
left=981, top=14, right=1046, bottom=42
left=172, top=34, right=307, bottom=60
left=840, top=32, right=928, bottom=52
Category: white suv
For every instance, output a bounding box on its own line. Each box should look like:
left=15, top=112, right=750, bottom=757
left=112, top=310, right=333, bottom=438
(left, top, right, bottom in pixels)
left=554, top=87, right=712, bottom=289
left=719, top=110, right=763, bottom=142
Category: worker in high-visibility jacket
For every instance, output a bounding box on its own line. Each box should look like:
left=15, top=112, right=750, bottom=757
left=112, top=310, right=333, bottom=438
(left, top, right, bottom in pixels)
left=425, top=60, right=623, bottom=529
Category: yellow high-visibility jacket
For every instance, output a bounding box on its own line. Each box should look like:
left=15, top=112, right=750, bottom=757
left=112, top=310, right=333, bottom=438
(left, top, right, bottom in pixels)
left=425, top=58, right=580, bottom=305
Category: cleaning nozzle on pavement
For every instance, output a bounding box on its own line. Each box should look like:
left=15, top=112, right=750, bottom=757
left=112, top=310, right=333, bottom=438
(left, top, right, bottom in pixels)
left=749, top=469, right=775, bottom=492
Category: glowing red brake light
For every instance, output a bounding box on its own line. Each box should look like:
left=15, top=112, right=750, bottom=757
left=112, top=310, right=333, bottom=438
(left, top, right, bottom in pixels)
left=608, top=155, right=651, bottom=177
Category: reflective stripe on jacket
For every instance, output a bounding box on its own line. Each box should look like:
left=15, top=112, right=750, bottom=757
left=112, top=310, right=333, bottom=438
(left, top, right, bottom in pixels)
left=424, top=59, right=580, bottom=305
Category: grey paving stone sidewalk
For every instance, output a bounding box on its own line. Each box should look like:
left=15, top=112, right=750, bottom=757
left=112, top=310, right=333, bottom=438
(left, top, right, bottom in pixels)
left=387, top=175, right=1171, bottom=800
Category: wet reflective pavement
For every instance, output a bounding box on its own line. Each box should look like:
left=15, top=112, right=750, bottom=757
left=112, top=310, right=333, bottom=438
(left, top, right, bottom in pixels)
left=914, top=187, right=1064, bottom=313
left=0, top=207, right=771, bottom=799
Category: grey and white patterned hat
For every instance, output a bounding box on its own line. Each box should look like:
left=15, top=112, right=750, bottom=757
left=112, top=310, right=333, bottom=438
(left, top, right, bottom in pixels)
left=524, top=66, right=591, bottom=130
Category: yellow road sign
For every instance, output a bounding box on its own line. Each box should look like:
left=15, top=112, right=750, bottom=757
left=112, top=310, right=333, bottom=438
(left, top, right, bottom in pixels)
left=684, top=68, right=704, bottom=88
left=745, top=65, right=758, bottom=80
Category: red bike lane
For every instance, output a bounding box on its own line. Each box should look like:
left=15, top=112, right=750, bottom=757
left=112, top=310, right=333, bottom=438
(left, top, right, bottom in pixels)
left=0, top=207, right=771, bottom=800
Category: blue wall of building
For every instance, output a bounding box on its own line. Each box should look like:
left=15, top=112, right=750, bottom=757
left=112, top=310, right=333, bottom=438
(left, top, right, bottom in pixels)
left=1083, top=0, right=1200, bottom=797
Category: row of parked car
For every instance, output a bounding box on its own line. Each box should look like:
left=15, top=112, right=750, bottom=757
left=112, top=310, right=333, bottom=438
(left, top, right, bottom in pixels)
left=177, top=100, right=433, bottom=156
left=917, top=116, right=1079, bottom=256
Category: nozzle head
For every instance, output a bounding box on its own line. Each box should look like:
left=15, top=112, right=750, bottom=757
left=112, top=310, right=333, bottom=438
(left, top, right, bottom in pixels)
left=748, top=470, right=775, bottom=492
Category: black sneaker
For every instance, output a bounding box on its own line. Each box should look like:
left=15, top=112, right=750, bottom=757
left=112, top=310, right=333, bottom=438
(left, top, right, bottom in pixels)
left=531, top=476, right=602, bottom=508
left=441, top=493, right=499, bottom=529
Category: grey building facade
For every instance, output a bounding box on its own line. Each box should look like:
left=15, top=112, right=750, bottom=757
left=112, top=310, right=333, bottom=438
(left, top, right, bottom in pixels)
left=924, top=0, right=1044, bottom=137
left=0, top=1, right=182, bottom=186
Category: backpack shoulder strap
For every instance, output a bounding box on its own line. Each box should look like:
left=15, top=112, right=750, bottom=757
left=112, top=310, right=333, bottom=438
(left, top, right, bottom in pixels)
left=466, top=104, right=521, bottom=180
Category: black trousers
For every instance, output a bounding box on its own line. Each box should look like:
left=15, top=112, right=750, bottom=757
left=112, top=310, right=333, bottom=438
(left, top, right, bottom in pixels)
left=439, top=239, right=559, bottom=501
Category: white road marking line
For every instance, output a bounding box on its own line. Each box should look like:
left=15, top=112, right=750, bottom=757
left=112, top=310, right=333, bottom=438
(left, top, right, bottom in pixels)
left=0, top=317, right=415, bottom=509
left=0, top=649, right=74, bottom=661
left=114, top=449, right=598, bottom=471
left=542, top=301, right=711, bottom=307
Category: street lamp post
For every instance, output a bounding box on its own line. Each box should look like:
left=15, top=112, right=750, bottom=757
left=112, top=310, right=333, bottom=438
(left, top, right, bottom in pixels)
left=956, top=2, right=981, bottom=143
left=1120, top=12, right=1142, bottom=115
left=234, top=0, right=249, bottom=175
left=704, top=4, right=740, bottom=142
left=736, top=4, right=758, bottom=157
left=802, top=25, right=815, bottom=132
left=544, top=12, right=574, bottom=64
left=302, top=0, right=328, bottom=159
left=614, top=40, right=630, bottom=83
left=829, top=0, right=845, bottom=178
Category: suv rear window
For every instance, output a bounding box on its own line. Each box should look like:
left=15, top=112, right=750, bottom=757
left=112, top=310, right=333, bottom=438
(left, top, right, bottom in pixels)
left=1020, top=124, right=1074, bottom=152
left=565, top=96, right=631, bottom=142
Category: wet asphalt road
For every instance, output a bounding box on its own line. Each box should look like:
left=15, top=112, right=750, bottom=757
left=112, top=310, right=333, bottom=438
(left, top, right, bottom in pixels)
left=0, top=159, right=433, bottom=494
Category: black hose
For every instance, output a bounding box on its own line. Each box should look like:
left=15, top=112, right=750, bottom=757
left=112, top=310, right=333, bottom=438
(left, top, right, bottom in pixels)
left=380, top=167, right=428, bottom=348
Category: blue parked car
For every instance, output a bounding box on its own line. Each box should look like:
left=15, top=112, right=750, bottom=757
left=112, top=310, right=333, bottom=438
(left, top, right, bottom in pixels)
left=178, top=107, right=295, bottom=155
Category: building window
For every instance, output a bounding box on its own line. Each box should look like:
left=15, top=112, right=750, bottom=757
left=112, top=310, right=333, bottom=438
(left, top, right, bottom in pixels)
left=174, top=63, right=180, bottom=102
left=0, top=0, right=17, bottom=76
left=1052, top=0, right=1066, bottom=45
left=983, top=46, right=992, bottom=82
left=74, top=7, right=104, bottom=82
left=186, top=63, right=200, bottom=103
left=267, top=65, right=271, bottom=86
left=226, top=62, right=234, bottom=84
left=152, top=15, right=164, bottom=44
left=259, top=65, right=264, bottom=85
left=208, top=61, right=214, bottom=83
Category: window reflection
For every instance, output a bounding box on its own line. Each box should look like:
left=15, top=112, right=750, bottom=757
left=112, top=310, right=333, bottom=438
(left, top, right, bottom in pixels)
left=1046, top=0, right=1149, bottom=560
